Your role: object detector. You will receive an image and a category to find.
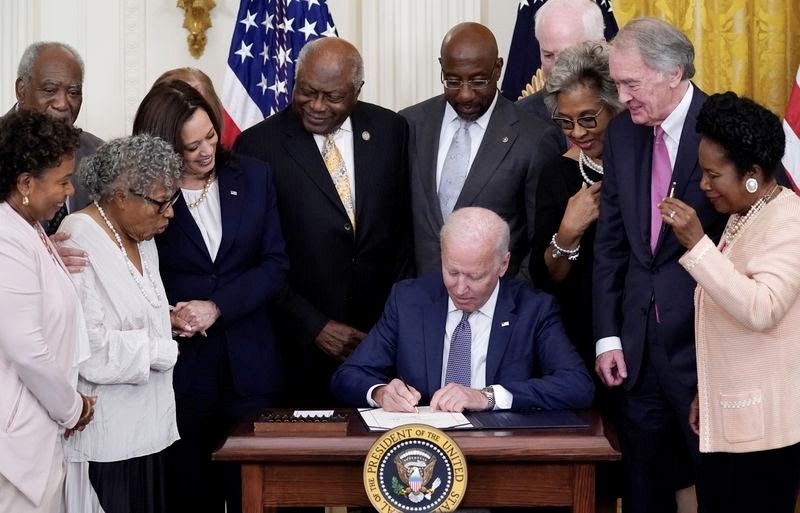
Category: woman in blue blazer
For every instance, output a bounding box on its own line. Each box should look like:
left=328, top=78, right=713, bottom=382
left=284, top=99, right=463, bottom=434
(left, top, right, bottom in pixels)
left=133, top=81, right=288, bottom=513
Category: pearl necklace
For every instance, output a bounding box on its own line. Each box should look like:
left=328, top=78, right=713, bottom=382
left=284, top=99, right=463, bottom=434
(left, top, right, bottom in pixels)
left=94, top=201, right=163, bottom=309
left=184, top=173, right=215, bottom=209
left=578, top=150, right=604, bottom=185
left=722, top=185, right=780, bottom=248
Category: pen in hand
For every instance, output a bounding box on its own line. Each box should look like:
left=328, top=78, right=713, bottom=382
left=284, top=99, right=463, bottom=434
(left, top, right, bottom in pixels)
left=398, top=376, right=419, bottom=413
left=668, top=181, right=677, bottom=199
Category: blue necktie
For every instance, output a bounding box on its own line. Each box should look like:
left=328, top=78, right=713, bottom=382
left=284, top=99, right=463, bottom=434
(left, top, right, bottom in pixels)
left=445, top=311, right=472, bottom=387
left=438, top=119, right=472, bottom=219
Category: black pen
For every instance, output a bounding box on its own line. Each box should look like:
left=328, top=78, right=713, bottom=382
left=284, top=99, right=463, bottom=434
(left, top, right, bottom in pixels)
left=398, top=376, right=419, bottom=413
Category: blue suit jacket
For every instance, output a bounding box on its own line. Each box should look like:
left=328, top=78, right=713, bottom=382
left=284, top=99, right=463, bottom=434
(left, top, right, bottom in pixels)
left=331, top=274, right=593, bottom=410
left=155, top=153, right=288, bottom=397
left=592, top=86, right=727, bottom=390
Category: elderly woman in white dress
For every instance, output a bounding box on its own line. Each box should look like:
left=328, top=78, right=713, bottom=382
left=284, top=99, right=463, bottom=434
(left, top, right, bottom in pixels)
left=59, top=135, right=183, bottom=513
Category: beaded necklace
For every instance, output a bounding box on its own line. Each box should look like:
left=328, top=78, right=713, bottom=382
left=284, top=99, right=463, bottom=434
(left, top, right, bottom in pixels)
left=184, top=173, right=215, bottom=209
left=578, top=150, right=604, bottom=185
left=721, top=185, right=780, bottom=250
left=94, top=201, right=163, bottom=309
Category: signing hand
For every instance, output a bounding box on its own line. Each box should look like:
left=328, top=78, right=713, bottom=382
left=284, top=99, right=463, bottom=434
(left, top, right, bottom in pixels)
left=595, top=349, right=627, bottom=388
left=172, top=300, right=221, bottom=336
left=315, top=320, right=366, bottom=362
left=658, top=198, right=705, bottom=249
left=429, top=383, right=485, bottom=412
left=373, top=379, right=421, bottom=412
left=51, top=232, right=88, bottom=273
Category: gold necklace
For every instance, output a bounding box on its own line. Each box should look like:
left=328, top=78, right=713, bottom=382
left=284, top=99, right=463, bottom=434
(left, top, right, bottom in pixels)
left=185, top=173, right=215, bottom=209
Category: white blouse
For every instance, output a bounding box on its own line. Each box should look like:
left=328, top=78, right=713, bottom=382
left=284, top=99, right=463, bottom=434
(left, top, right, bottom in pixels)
left=60, top=213, right=179, bottom=463
left=182, top=179, right=222, bottom=260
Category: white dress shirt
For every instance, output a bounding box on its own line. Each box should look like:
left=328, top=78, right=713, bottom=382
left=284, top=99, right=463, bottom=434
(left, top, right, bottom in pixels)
left=183, top=178, right=222, bottom=261
left=435, top=92, right=499, bottom=189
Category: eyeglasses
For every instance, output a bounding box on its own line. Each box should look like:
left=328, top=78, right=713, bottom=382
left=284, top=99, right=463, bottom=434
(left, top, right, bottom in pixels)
left=440, top=70, right=494, bottom=90
left=129, top=189, right=181, bottom=214
left=551, top=106, right=605, bottom=131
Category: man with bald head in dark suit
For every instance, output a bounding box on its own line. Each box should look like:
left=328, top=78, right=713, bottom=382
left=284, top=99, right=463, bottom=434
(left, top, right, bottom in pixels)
left=400, top=22, right=562, bottom=278
left=234, top=37, right=413, bottom=407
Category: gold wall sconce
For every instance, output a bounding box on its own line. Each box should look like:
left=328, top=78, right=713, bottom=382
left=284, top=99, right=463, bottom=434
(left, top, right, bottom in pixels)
left=177, top=0, right=216, bottom=58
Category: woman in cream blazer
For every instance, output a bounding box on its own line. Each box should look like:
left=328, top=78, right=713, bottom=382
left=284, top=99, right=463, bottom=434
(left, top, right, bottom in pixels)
left=660, top=92, right=800, bottom=513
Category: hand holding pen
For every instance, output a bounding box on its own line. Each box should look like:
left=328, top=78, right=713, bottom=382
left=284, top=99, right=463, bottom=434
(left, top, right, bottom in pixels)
left=373, top=377, right=421, bottom=412
left=658, top=181, right=706, bottom=249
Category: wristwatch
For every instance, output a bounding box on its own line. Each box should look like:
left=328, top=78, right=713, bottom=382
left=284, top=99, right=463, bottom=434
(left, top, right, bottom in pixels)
left=481, top=386, right=495, bottom=411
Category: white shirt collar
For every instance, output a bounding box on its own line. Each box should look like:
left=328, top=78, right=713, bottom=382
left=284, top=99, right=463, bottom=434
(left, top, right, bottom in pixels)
left=657, top=82, right=694, bottom=144
left=446, top=278, right=501, bottom=320
left=443, top=91, right=499, bottom=131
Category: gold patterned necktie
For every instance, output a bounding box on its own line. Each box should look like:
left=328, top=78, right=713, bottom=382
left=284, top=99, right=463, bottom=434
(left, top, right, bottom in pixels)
left=322, top=133, right=356, bottom=229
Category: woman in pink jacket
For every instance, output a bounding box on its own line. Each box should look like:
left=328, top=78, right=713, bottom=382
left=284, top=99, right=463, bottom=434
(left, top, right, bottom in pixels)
left=0, top=110, right=95, bottom=512
left=660, top=92, right=800, bottom=513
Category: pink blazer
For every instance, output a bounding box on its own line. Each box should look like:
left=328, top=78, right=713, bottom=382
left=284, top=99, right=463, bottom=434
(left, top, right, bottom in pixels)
left=680, top=189, right=800, bottom=453
left=0, top=202, right=84, bottom=505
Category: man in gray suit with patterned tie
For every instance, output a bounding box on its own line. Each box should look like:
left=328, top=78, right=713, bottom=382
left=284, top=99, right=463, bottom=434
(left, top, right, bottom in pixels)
left=8, top=41, right=103, bottom=234
left=399, top=22, right=562, bottom=277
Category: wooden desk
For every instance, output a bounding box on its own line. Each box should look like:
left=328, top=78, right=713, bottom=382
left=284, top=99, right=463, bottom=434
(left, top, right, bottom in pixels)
left=214, top=410, right=620, bottom=513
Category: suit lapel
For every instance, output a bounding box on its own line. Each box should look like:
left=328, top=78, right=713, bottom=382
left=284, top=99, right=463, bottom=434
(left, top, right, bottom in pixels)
left=351, top=104, right=376, bottom=237
left=215, top=161, right=244, bottom=262
left=423, top=281, right=450, bottom=395
left=455, top=96, right=516, bottom=209
left=635, top=126, right=656, bottom=259
left=171, top=195, right=212, bottom=260
left=419, top=98, right=447, bottom=227
left=283, top=110, right=351, bottom=222
left=484, top=280, right=517, bottom=384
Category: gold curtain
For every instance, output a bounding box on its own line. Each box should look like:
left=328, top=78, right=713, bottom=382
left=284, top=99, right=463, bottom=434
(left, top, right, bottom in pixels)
left=612, top=0, right=800, bottom=115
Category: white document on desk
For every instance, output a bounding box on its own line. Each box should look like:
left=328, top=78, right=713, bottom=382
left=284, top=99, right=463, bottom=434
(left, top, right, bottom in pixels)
left=358, top=406, right=473, bottom=431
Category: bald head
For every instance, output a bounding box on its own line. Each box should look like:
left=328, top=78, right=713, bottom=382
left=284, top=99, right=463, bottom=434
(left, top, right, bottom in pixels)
left=439, top=23, right=503, bottom=121
left=534, top=0, right=605, bottom=75
left=440, top=22, right=499, bottom=62
left=293, top=37, right=364, bottom=134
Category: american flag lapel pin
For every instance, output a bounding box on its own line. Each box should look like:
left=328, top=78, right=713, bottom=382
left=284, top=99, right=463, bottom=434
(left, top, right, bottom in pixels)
left=230, top=190, right=238, bottom=196
left=501, top=321, right=510, bottom=327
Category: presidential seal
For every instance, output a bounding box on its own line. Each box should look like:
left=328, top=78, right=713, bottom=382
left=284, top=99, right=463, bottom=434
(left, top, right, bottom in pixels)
left=363, top=424, right=467, bottom=513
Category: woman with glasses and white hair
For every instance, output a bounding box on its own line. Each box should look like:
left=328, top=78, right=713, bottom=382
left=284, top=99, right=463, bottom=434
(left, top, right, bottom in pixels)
left=59, top=134, right=183, bottom=513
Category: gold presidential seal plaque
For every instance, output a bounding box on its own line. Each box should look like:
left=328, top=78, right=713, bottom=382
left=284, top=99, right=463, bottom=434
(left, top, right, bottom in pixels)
left=363, top=424, right=467, bottom=513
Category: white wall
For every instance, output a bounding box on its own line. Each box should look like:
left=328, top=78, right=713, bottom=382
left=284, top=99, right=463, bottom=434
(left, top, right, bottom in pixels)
left=1, top=0, right=520, bottom=141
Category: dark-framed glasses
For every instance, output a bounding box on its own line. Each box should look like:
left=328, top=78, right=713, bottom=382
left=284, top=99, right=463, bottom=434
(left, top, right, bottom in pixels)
left=440, top=70, right=493, bottom=90
left=129, top=188, right=181, bottom=214
left=551, top=105, right=605, bottom=131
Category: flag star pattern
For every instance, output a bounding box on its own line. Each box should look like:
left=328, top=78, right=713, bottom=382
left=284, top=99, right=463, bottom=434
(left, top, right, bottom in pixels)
left=221, top=0, right=337, bottom=149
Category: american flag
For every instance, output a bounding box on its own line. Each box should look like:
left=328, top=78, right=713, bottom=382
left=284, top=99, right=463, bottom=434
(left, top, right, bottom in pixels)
left=220, top=0, right=337, bottom=148
left=782, top=65, right=800, bottom=194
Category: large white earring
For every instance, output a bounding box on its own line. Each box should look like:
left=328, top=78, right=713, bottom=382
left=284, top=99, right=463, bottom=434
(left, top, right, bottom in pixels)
left=745, top=177, right=758, bottom=194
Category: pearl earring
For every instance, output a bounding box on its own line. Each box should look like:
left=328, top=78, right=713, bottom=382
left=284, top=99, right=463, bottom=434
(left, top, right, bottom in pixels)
left=22, top=195, right=29, bottom=206
left=745, top=177, right=758, bottom=194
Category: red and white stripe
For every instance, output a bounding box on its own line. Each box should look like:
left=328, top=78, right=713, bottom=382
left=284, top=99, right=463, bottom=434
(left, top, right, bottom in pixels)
left=783, top=65, right=800, bottom=194
left=220, top=66, right=265, bottom=150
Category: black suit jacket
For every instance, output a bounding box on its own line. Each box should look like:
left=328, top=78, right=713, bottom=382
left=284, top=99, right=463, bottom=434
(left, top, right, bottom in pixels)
left=234, top=102, right=414, bottom=403
left=399, top=94, right=562, bottom=277
left=592, top=86, right=727, bottom=390
left=155, top=154, right=289, bottom=397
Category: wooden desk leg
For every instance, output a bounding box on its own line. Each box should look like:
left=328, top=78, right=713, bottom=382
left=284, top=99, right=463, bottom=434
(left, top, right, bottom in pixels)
left=242, top=464, right=269, bottom=513
left=572, top=463, right=595, bottom=513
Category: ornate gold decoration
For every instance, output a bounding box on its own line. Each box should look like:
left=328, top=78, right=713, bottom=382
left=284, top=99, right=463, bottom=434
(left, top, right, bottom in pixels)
left=612, top=0, right=800, bottom=116
left=177, top=0, right=216, bottom=59
left=518, top=68, right=547, bottom=100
